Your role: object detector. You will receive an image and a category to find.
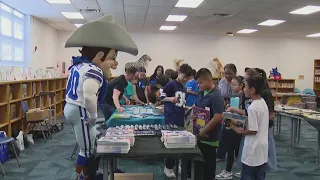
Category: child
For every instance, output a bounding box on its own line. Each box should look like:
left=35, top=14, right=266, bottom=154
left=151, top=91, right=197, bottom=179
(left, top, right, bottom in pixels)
left=150, top=65, right=164, bottom=85
left=136, top=67, right=150, bottom=104
left=231, top=75, right=269, bottom=180
left=162, top=64, right=193, bottom=179
left=185, top=69, right=199, bottom=107
left=149, top=75, right=169, bottom=105
left=192, top=68, right=225, bottom=180
left=216, top=76, right=244, bottom=179
left=165, top=69, right=178, bottom=81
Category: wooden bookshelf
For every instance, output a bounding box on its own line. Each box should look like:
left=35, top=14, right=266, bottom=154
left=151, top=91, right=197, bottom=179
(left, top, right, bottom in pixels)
left=0, top=77, right=67, bottom=137
left=314, top=59, right=320, bottom=96
left=268, top=78, right=295, bottom=100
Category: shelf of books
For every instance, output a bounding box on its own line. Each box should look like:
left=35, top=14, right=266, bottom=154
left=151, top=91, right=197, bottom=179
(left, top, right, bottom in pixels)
left=314, top=59, right=320, bottom=96
left=0, top=77, right=67, bottom=136
left=268, top=78, right=295, bottom=100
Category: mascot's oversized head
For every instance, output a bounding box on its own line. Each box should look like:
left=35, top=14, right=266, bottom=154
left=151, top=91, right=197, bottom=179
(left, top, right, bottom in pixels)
left=64, top=15, right=138, bottom=80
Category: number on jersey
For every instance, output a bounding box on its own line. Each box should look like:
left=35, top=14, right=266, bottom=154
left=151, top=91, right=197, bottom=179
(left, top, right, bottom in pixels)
left=66, top=68, right=80, bottom=100
left=175, top=91, right=186, bottom=107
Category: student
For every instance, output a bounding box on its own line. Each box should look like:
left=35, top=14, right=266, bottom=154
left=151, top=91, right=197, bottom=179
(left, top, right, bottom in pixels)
left=232, top=74, right=269, bottom=180
left=192, top=68, right=225, bottom=180
left=185, top=69, right=199, bottom=107
left=135, top=67, right=150, bottom=104
left=216, top=76, right=244, bottom=179
left=217, top=63, right=237, bottom=161
left=149, top=75, right=169, bottom=105
left=245, top=68, right=277, bottom=175
left=161, top=64, right=193, bottom=179
left=165, top=69, right=178, bottom=81
left=120, top=79, right=144, bottom=105
left=102, top=67, right=137, bottom=120
left=150, top=65, right=164, bottom=85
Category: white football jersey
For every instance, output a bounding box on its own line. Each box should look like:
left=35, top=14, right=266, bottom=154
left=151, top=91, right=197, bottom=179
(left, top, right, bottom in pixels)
left=65, top=63, right=103, bottom=108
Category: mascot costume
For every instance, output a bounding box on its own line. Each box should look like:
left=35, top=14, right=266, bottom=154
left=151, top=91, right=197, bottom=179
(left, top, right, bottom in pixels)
left=63, top=15, right=138, bottom=180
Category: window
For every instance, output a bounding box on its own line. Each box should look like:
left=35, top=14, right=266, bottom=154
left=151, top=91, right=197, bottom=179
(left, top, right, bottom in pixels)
left=0, top=2, right=29, bottom=67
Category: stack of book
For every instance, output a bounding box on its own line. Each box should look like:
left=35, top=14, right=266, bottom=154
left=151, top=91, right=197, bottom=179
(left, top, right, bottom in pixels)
left=161, top=130, right=196, bottom=148
left=105, top=131, right=135, bottom=147
left=96, top=137, right=131, bottom=154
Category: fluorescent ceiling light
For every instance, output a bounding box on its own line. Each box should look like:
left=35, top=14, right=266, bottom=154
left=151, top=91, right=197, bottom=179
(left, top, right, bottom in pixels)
left=237, top=29, right=258, bottom=34
left=306, top=33, right=320, bottom=38
left=46, top=0, right=71, bottom=4
left=74, top=24, right=83, bottom=28
left=160, top=26, right=177, bottom=31
left=61, top=12, right=84, bottom=19
left=290, top=5, right=320, bottom=15
left=175, top=0, right=204, bottom=8
left=166, top=15, right=187, bottom=22
left=258, top=19, right=285, bottom=26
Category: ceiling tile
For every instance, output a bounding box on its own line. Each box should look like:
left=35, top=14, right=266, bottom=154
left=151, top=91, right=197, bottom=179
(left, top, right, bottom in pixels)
left=169, top=7, right=194, bottom=15
left=100, top=4, right=124, bottom=13
left=82, top=13, right=103, bottom=21
left=149, top=0, right=178, bottom=7
left=190, top=8, right=216, bottom=17
left=125, top=13, right=146, bottom=21
left=124, top=0, right=149, bottom=6
left=220, top=1, right=259, bottom=14
left=199, top=0, right=233, bottom=10
left=125, top=6, right=148, bottom=14
left=145, top=14, right=167, bottom=21
left=51, top=4, right=78, bottom=12
left=71, top=0, right=100, bottom=9
left=126, top=20, right=144, bottom=29
left=97, top=0, right=124, bottom=6
left=147, top=6, right=172, bottom=15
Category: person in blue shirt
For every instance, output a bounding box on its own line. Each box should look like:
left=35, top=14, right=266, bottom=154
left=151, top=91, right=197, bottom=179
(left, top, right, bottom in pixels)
left=161, top=64, right=193, bottom=179
left=149, top=65, right=164, bottom=85
left=185, top=69, right=199, bottom=107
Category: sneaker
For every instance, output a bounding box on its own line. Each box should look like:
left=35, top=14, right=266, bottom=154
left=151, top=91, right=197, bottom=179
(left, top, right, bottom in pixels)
left=215, top=170, right=233, bottom=180
left=234, top=171, right=241, bottom=178
left=164, top=167, right=176, bottom=179
left=216, top=158, right=226, bottom=162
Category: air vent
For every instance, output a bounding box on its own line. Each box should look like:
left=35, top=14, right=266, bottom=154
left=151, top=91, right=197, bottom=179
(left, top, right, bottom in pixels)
left=213, top=13, right=235, bottom=18
left=79, top=9, right=101, bottom=13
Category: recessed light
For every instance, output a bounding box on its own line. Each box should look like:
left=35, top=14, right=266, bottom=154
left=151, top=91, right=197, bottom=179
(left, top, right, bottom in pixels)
left=61, top=12, right=84, bottom=19
left=290, top=5, right=320, bottom=15
left=175, top=0, right=204, bottom=8
left=237, top=29, right=258, bottom=34
left=46, top=0, right=71, bottom=4
left=166, top=15, right=187, bottom=22
left=258, top=19, right=285, bottom=26
left=74, top=24, right=83, bottom=28
left=160, top=26, right=177, bottom=31
left=306, top=33, right=320, bottom=38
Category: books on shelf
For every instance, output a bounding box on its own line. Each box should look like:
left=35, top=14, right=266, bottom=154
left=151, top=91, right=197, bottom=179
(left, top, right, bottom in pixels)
left=22, top=84, right=27, bottom=98
left=10, top=104, right=16, bottom=120
left=161, top=130, right=196, bottom=148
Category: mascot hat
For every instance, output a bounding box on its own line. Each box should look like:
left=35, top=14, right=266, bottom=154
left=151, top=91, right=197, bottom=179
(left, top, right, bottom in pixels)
left=65, top=14, right=138, bottom=56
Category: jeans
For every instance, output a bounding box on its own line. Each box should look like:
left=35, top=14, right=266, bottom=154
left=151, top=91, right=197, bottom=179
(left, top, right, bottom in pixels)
left=226, top=130, right=242, bottom=172
left=217, top=127, right=227, bottom=159
left=241, top=163, right=265, bottom=180
left=101, top=103, right=116, bottom=121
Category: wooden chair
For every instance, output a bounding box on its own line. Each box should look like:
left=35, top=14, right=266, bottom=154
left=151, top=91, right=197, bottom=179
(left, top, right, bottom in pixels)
left=21, top=101, right=52, bottom=142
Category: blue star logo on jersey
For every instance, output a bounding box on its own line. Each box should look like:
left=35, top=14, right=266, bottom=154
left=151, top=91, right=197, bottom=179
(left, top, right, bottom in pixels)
left=77, top=170, right=87, bottom=180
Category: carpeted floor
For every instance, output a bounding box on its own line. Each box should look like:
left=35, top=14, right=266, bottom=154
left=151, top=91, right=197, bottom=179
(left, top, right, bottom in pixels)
left=1, top=116, right=320, bottom=180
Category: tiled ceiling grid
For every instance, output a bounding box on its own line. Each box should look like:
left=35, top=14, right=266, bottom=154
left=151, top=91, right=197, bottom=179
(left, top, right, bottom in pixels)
left=2, top=0, right=320, bottom=38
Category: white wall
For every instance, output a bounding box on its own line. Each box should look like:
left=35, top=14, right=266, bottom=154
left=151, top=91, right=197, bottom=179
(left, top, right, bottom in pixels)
left=56, top=31, right=320, bottom=90
left=30, top=17, right=59, bottom=69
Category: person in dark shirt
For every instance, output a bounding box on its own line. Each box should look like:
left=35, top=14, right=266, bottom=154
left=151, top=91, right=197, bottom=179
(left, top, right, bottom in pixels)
left=135, top=67, right=150, bottom=104
left=162, top=64, right=193, bottom=179
left=191, top=68, right=225, bottom=180
left=102, top=67, right=137, bottom=120
left=165, top=69, right=178, bottom=81
left=149, top=65, right=164, bottom=85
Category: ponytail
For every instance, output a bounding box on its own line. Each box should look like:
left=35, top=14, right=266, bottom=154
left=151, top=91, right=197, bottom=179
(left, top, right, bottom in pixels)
left=255, top=68, right=269, bottom=88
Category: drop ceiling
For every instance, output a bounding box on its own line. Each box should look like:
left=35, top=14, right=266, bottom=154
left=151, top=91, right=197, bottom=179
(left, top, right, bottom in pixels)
left=2, top=0, right=320, bottom=38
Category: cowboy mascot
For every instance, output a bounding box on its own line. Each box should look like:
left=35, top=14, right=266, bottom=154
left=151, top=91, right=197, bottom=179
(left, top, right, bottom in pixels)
left=64, top=15, right=138, bottom=180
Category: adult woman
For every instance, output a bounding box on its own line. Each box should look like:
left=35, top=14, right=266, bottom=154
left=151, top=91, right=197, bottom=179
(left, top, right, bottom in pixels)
left=150, top=65, right=164, bottom=85
left=217, top=63, right=237, bottom=161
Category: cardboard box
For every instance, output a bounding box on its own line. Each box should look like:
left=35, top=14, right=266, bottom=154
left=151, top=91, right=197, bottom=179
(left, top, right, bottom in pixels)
left=26, top=109, right=49, bottom=122
left=109, top=173, right=153, bottom=180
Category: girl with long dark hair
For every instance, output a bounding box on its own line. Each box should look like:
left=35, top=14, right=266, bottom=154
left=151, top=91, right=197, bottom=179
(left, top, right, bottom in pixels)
left=150, top=65, right=164, bottom=85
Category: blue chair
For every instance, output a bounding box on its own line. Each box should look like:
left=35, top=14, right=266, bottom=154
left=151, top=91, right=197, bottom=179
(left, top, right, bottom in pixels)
left=294, top=88, right=301, bottom=93
left=0, top=137, right=21, bottom=176
left=302, top=88, right=316, bottom=95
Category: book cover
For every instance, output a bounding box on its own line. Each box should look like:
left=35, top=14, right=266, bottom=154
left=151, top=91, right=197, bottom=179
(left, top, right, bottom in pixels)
left=10, top=104, right=16, bottom=119
left=192, top=107, right=210, bottom=137
left=223, top=112, right=247, bottom=130
left=22, top=84, right=27, bottom=98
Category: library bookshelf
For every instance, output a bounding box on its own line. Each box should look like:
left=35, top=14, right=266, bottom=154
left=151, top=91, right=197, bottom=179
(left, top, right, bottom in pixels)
left=314, top=59, right=320, bottom=96
left=268, top=78, right=295, bottom=100
left=0, top=77, right=67, bottom=137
